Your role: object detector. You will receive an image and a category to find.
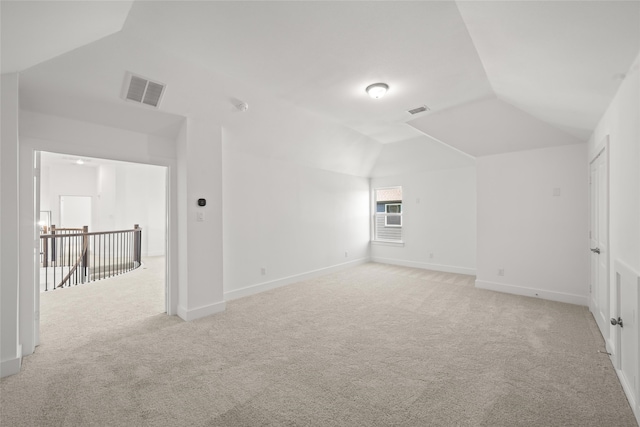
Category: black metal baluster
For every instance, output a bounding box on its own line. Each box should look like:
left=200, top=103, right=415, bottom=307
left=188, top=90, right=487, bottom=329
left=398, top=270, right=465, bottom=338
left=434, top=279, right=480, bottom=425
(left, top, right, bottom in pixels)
left=103, top=233, right=106, bottom=280
left=106, top=233, right=109, bottom=279
left=45, top=237, right=49, bottom=291
left=72, top=234, right=76, bottom=285
left=109, top=233, right=112, bottom=278
left=127, top=231, right=131, bottom=271
left=76, top=233, right=80, bottom=285
left=118, top=233, right=124, bottom=274
left=74, top=234, right=78, bottom=285
left=63, top=235, right=67, bottom=288
left=52, top=236, right=56, bottom=290
left=100, top=234, right=103, bottom=280
left=138, top=228, right=142, bottom=266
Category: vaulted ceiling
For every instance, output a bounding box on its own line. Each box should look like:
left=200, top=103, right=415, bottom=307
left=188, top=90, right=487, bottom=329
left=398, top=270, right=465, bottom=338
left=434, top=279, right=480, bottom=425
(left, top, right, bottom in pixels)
left=2, top=1, right=639, bottom=170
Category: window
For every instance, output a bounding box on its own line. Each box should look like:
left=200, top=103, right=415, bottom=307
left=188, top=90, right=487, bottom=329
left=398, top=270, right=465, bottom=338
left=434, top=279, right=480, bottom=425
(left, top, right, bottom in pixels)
left=384, top=204, right=402, bottom=227
left=373, top=187, right=402, bottom=242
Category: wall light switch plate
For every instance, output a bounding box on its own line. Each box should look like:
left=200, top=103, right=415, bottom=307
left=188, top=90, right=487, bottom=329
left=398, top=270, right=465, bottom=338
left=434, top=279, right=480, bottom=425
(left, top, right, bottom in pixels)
left=196, top=212, right=205, bottom=222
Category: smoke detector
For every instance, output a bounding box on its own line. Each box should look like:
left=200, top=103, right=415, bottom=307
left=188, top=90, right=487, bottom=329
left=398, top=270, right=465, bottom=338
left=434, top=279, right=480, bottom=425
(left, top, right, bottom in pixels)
left=235, top=101, right=249, bottom=112
left=122, top=72, right=166, bottom=108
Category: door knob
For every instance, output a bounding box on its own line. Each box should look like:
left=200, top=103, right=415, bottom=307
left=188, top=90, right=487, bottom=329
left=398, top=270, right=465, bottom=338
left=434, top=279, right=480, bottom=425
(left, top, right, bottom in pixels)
left=610, top=317, right=623, bottom=328
left=591, top=248, right=601, bottom=254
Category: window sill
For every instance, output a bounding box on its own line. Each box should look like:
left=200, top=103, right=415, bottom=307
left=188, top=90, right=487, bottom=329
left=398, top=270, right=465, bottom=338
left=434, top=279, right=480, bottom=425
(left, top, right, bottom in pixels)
left=371, top=240, right=405, bottom=247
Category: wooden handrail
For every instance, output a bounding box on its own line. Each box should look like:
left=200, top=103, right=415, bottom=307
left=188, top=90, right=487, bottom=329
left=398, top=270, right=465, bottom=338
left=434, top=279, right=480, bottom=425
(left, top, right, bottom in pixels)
left=40, top=228, right=140, bottom=238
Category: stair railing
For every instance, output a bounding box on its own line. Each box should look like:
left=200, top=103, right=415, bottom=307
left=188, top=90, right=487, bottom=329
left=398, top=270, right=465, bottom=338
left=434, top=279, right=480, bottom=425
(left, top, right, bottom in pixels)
left=39, top=224, right=142, bottom=291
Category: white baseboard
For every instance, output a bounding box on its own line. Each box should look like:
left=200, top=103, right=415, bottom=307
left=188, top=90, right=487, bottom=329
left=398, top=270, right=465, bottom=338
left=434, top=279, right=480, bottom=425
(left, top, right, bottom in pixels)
left=1, top=346, right=22, bottom=378
left=224, top=258, right=369, bottom=301
left=144, top=251, right=165, bottom=257
left=370, top=256, right=476, bottom=276
left=177, top=300, right=226, bottom=322
left=475, top=280, right=588, bottom=306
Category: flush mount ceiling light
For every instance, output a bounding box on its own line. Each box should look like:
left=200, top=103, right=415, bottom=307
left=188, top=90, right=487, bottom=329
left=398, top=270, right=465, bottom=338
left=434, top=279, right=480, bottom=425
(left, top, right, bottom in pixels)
left=76, top=159, right=84, bottom=165
left=366, top=83, right=389, bottom=99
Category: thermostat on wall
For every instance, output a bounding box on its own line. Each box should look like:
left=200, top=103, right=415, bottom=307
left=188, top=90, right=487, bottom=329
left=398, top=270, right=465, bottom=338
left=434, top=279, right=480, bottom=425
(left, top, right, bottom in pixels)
left=197, top=198, right=206, bottom=207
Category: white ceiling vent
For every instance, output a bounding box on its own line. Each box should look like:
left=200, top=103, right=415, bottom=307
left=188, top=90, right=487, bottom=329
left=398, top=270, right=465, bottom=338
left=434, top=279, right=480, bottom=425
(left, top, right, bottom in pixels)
left=123, top=73, right=165, bottom=108
left=407, top=105, right=430, bottom=115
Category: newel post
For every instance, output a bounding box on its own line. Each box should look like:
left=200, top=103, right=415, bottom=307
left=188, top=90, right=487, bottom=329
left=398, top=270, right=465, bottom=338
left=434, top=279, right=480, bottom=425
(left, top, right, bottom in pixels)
left=82, top=225, right=89, bottom=282
left=42, top=225, right=49, bottom=268
left=50, top=224, right=57, bottom=264
left=133, top=224, right=142, bottom=265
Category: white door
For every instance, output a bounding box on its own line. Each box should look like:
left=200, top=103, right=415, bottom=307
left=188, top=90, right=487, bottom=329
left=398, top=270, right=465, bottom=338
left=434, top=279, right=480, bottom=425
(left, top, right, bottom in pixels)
left=614, top=260, right=639, bottom=412
left=589, top=145, right=609, bottom=341
left=60, top=195, right=92, bottom=229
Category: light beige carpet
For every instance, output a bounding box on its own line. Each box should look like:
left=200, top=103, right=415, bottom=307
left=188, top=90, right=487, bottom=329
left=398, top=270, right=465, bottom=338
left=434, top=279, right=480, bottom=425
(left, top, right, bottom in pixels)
left=1, top=261, right=637, bottom=426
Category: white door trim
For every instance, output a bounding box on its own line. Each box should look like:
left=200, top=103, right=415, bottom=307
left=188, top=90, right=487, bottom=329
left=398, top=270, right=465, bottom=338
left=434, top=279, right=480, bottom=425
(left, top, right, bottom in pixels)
left=19, top=142, right=177, bottom=360
left=588, top=136, right=610, bottom=349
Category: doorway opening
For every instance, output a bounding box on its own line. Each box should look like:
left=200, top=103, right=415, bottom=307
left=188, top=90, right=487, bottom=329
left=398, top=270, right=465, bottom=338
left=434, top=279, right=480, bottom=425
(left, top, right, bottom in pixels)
left=36, top=151, right=169, bottom=350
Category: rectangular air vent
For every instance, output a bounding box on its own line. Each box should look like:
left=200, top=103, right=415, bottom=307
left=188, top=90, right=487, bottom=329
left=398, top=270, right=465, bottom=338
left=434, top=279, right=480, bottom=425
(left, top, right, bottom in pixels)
left=407, top=105, right=430, bottom=115
left=123, top=73, right=165, bottom=108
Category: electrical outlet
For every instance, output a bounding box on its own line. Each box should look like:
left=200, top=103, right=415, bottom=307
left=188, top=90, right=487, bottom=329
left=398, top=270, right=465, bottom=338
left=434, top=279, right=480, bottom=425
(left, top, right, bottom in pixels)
left=261, top=267, right=266, bottom=276
left=498, top=268, right=505, bottom=276
left=345, top=251, right=348, bottom=258
left=429, top=252, right=434, bottom=259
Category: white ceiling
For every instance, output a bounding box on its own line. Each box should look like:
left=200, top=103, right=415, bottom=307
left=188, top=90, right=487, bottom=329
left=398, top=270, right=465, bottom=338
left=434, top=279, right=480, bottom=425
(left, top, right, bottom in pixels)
left=409, top=96, right=584, bottom=157
left=40, top=151, right=162, bottom=170
left=456, top=0, right=640, bottom=141
left=2, top=1, right=639, bottom=165
left=121, top=1, right=494, bottom=142
left=0, top=1, right=133, bottom=74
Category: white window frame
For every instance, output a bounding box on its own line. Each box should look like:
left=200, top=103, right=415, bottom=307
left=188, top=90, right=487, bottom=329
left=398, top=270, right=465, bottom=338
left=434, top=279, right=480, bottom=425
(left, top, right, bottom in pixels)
left=384, top=203, right=402, bottom=227
left=372, top=186, right=403, bottom=243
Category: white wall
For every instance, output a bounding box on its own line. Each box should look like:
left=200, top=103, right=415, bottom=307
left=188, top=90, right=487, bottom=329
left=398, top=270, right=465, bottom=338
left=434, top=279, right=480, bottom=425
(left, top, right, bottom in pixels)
left=176, top=118, right=225, bottom=320
left=97, top=164, right=117, bottom=231
left=370, top=166, right=477, bottom=275
left=220, top=84, right=381, bottom=300
left=589, top=52, right=640, bottom=422
left=1, top=73, right=22, bottom=377
left=222, top=148, right=370, bottom=299
left=136, top=164, right=167, bottom=257
left=108, top=163, right=166, bottom=256
left=590, top=52, right=640, bottom=286
left=476, top=143, right=589, bottom=305
left=41, top=163, right=98, bottom=228
left=40, top=161, right=167, bottom=257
